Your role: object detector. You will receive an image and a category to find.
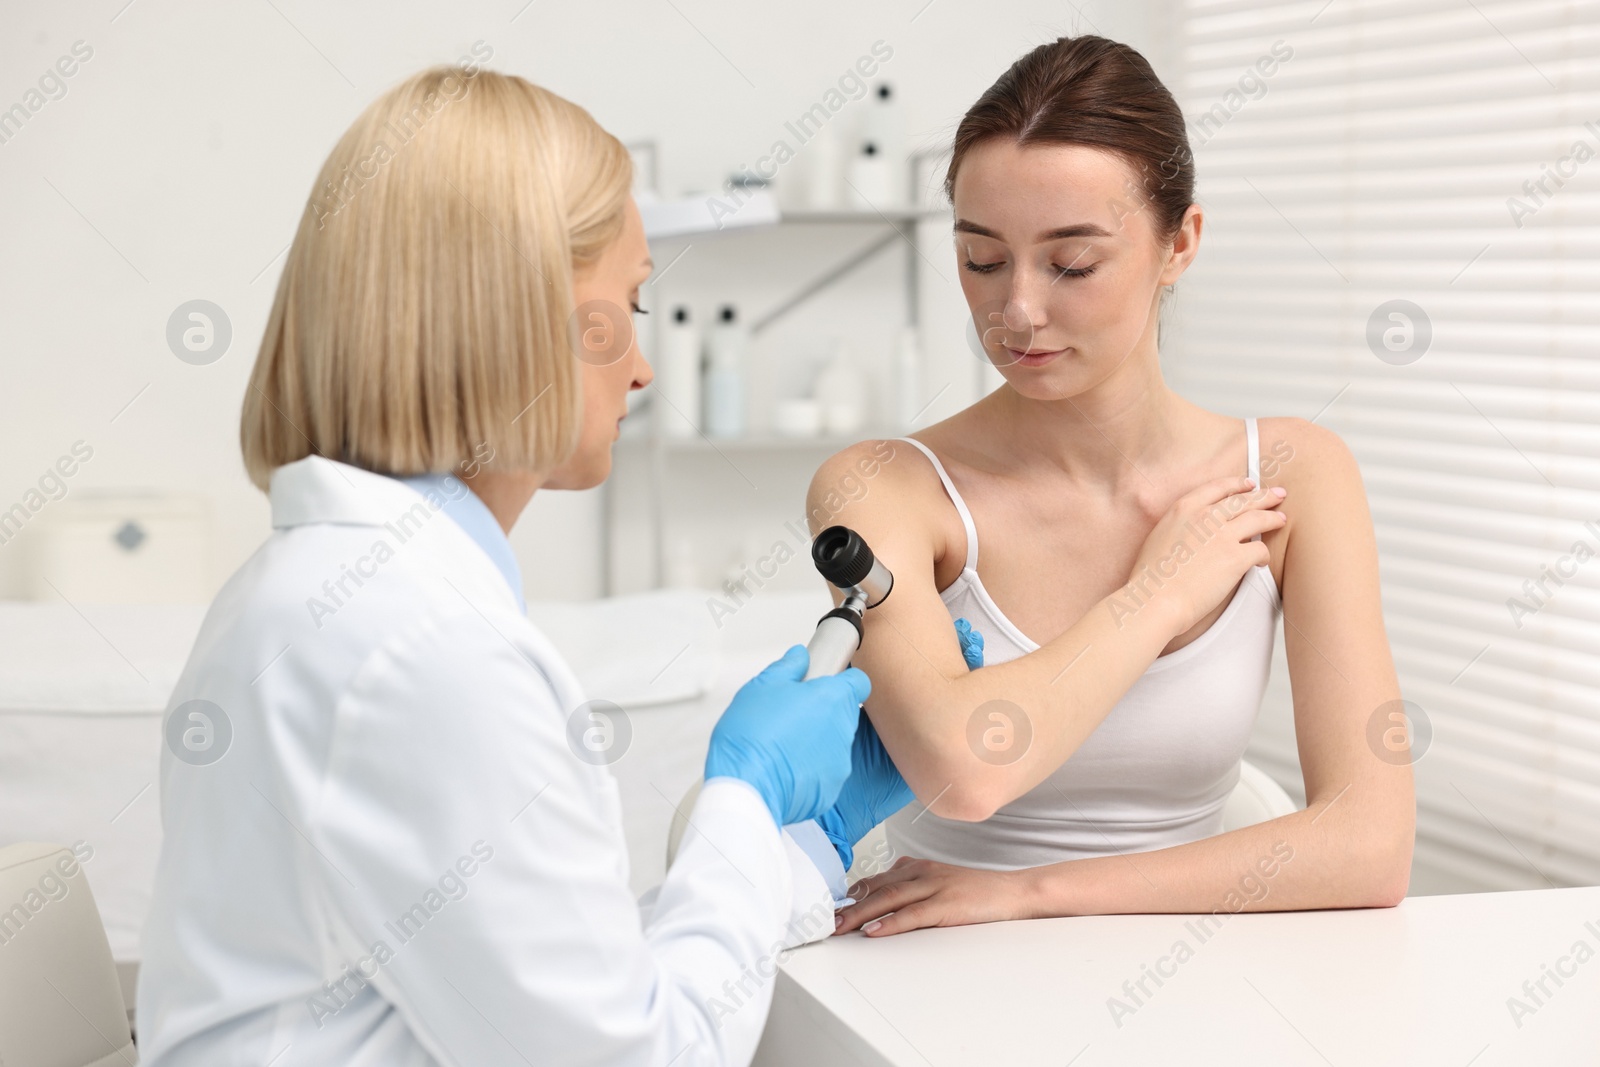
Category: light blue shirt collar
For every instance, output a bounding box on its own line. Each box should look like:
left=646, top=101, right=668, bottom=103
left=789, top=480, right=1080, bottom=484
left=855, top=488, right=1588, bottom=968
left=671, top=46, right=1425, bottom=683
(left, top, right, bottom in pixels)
left=394, top=472, right=526, bottom=614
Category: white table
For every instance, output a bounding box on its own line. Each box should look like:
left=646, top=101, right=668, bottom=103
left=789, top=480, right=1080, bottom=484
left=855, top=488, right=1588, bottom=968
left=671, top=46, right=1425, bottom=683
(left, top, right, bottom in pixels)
left=754, top=886, right=1600, bottom=1066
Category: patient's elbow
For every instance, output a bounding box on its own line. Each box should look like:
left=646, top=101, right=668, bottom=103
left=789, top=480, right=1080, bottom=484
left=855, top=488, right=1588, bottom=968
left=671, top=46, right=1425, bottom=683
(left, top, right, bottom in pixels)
left=945, top=795, right=1001, bottom=823
left=899, top=716, right=1017, bottom=821
left=909, top=776, right=1001, bottom=823
left=1369, top=829, right=1415, bottom=908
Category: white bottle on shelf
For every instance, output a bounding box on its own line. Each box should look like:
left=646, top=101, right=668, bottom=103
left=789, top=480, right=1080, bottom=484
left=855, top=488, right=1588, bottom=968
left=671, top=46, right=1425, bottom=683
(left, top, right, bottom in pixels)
left=659, top=305, right=701, bottom=438
left=703, top=305, right=747, bottom=438
left=773, top=397, right=822, bottom=438
left=805, top=121, right=842, bottom=210
left=846, top=141, right=894, bottom=212
left=861, top=82, right=907, bottom=208
left=814, top=339, right=866, bottom=436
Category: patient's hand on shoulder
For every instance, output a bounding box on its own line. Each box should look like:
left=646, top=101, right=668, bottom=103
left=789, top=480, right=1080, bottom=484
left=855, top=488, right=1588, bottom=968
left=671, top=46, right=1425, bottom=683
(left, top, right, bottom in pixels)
left=1127, top=476, right=1287, bottom=634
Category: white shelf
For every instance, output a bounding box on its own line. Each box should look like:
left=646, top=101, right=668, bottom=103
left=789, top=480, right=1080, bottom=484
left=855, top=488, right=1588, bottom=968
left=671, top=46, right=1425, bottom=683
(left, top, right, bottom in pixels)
left=640, top=193, right=946, bottom=241
left=774, top=206, right=947, bottom=225
left=606, top=143, right=952, bottom=593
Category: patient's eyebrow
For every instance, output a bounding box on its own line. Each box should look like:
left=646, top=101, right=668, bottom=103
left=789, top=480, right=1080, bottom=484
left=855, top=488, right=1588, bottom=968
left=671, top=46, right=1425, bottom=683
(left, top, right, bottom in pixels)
left=954, top=219, right=1115, bottom=242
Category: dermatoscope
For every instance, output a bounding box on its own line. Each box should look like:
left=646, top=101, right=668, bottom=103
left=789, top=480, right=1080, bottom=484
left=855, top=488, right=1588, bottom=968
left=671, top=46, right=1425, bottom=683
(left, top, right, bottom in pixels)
left=804, top=525, right=893, bottom=680
left=661, top=524, right=893, bottom=868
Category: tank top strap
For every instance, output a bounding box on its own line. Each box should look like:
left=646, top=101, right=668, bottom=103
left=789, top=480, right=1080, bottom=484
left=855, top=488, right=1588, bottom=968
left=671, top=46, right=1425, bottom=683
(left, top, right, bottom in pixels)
left=893, top=437, right=979, bottom=572
left=1245, top=416, right=1261, bottom=484
left=1245, top=417, right=1265, bottom=546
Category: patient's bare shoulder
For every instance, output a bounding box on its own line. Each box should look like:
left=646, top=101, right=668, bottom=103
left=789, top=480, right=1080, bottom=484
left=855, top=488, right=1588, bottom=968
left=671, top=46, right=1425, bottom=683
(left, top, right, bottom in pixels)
left=1252, top=416, right=1368, bottom=577
left=1256, top=415, right=1363, bottom=502
left=807, top=439, right=898, bottom=529
left=805, top=438, right=961, bottom=581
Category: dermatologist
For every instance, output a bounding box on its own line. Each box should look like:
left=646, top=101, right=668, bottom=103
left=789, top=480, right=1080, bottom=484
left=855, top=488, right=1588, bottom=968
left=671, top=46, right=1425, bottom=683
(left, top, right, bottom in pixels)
left=135, top=64, right=933, bottom=1065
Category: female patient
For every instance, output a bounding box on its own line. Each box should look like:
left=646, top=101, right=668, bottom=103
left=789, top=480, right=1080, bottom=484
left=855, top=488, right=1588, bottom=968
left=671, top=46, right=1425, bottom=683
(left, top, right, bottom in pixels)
left=824, top=35, right=1415, bottom=936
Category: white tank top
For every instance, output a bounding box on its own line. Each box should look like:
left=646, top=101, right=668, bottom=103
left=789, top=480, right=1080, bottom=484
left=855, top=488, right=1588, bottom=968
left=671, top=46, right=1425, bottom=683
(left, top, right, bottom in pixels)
left=884, top=418, right=1283, bottom=870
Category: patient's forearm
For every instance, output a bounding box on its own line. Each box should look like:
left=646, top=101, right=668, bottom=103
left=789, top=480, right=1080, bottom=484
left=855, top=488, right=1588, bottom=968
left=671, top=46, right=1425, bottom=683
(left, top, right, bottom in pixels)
left=1015, top=785, right=1410, bottom=916
left=907, top=586, right=1183, bottom=821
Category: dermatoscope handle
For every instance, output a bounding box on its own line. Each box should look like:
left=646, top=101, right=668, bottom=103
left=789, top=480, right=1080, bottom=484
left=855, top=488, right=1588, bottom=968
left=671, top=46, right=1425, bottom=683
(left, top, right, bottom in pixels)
left=803, top=525, right=894, bottom=680
left=805, top=611, right=864, bottom=680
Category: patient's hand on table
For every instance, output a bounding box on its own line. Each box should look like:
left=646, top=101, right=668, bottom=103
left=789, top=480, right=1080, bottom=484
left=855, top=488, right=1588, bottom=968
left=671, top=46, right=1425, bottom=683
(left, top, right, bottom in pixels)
left=833, top=856, right=1029, bottom=937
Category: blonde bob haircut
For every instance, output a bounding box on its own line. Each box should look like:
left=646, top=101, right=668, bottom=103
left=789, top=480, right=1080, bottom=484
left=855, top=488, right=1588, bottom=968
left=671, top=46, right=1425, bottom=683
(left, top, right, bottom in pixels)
left=241, top=64, right=632, bottom=490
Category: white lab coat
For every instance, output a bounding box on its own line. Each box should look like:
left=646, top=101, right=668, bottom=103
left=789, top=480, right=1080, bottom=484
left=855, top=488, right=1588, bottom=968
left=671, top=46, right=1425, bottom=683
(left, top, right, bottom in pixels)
left=136, top=456, right=838, bottom=1066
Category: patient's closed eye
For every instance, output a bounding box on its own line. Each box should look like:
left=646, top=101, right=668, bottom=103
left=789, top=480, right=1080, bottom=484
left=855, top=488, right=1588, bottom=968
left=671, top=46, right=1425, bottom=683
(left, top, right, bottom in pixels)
left=962, top=259, right=1096, bottom=279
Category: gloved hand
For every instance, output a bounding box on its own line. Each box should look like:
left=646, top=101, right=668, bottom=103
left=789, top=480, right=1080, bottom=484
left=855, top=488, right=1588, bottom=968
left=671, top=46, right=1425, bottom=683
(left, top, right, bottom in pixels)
left=814, top=711, right=910, bottom=870
left=815, top=618, right=986, bottom=868
left=704, top=644, right=872, bottom=828
left=955, top=616, right=985, bottom=670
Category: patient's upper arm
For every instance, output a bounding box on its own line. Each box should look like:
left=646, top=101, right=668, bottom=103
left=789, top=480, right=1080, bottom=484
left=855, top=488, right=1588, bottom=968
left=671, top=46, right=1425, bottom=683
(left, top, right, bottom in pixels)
left=805, top=440, right=984, bottom=813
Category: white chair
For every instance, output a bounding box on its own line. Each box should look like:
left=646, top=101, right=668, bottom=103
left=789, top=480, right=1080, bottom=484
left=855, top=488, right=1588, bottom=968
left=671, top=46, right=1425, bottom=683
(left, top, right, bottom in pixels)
left=0, top=842, right=136, bottom=1067
left=667, top=759, right=1299, bottom=886
left=1220, top=758, right=1300, bottom=831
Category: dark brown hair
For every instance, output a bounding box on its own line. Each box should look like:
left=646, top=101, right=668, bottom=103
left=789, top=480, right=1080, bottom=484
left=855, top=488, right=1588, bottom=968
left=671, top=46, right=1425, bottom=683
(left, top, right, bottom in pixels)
left=945, top=35, right=1194, bottom=250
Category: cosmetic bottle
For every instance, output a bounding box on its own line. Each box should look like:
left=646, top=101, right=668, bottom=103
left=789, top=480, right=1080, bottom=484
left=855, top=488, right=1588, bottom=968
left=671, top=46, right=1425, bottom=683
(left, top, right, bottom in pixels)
left=861, top=82, right=907, bottom=207
left=660, top=305, right=701, bottom=438
left=704, top=305, right=747, bottom=438
left=814, top=339, right=865, bottom=436
left=846, top=141, right=893, bottom=210
left=805, top=121, right=841, bottom=210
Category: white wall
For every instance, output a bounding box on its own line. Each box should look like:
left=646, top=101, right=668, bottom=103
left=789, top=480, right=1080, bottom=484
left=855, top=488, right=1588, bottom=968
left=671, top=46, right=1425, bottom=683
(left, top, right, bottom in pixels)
left=0, top=0, right=1172, bottom=603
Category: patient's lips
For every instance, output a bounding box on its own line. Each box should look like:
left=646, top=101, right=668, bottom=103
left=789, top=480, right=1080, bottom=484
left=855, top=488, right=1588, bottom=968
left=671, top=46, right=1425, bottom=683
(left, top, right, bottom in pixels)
left=1008, top=346, right=1065, bottom=367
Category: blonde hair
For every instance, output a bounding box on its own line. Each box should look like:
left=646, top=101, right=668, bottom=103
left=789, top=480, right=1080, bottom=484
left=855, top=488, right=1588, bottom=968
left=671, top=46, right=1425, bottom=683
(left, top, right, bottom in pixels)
left=241, top=64, right=633, bottom=490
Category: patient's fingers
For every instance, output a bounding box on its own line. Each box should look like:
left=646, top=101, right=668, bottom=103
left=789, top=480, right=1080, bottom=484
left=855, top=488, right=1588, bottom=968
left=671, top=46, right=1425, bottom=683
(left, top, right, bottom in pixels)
left=846, top=856, right=919, bottom=899
left=836, top=858, right=940, bottom=933
left=835, top=859, right=1028, bottom=936
left=1226, top=506, right=1289, bottom=542
left=857, top=900, right=942, bottom=938
left=1229, top=483, right=1288, bottom=517
left=1181, top=475, right=1260, bottom=510
left=834, top=875, right=930, bottom=933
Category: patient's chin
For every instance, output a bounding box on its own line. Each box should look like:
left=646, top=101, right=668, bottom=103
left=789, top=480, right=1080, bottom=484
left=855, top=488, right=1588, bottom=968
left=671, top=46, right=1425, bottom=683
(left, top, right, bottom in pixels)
left=1005, top=371, right=1087, bottom=404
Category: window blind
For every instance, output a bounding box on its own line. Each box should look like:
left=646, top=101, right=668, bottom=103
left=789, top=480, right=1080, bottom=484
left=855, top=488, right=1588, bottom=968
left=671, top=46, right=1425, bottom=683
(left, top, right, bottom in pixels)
left=1169, top=0, right=1600, bottom=893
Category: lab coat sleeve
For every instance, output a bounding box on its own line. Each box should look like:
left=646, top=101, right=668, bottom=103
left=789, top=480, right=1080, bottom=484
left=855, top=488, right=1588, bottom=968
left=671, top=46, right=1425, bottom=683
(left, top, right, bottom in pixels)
left=639, top=811, right=849, bottom=929
left=781, top=818, right=851, bottom=903
left=308, top=608, right=831, bottom=1067
left=646, top=779, right=843, bottom=941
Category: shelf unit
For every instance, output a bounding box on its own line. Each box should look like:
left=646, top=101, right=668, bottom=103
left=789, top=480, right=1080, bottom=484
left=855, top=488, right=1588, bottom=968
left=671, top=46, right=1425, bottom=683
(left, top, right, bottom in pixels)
left=604, top=145, right=951, bottom=593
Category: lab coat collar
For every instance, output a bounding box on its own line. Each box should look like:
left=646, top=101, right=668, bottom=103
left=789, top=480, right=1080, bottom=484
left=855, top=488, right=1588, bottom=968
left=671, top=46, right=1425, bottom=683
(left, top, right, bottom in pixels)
left=269, top=455, right=419, bottom=529
left=268, top=455, right=526, bottom=613
left=394, top=471, right=526, bottom=614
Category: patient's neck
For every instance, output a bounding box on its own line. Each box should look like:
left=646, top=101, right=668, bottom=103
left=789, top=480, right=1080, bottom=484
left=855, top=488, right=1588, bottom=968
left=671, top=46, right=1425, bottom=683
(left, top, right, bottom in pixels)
left=990, top=359, right=1197, bottom=492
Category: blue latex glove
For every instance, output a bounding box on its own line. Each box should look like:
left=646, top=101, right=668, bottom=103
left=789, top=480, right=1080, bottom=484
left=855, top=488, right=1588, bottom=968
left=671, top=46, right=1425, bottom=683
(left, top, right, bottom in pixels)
left=704, top=645, right=872, bottom=828
left=955, top=616, right=986, bottom=670
left=815, top=618, right=986, bottom=868
left=814, top=712, right=910, bottom=870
